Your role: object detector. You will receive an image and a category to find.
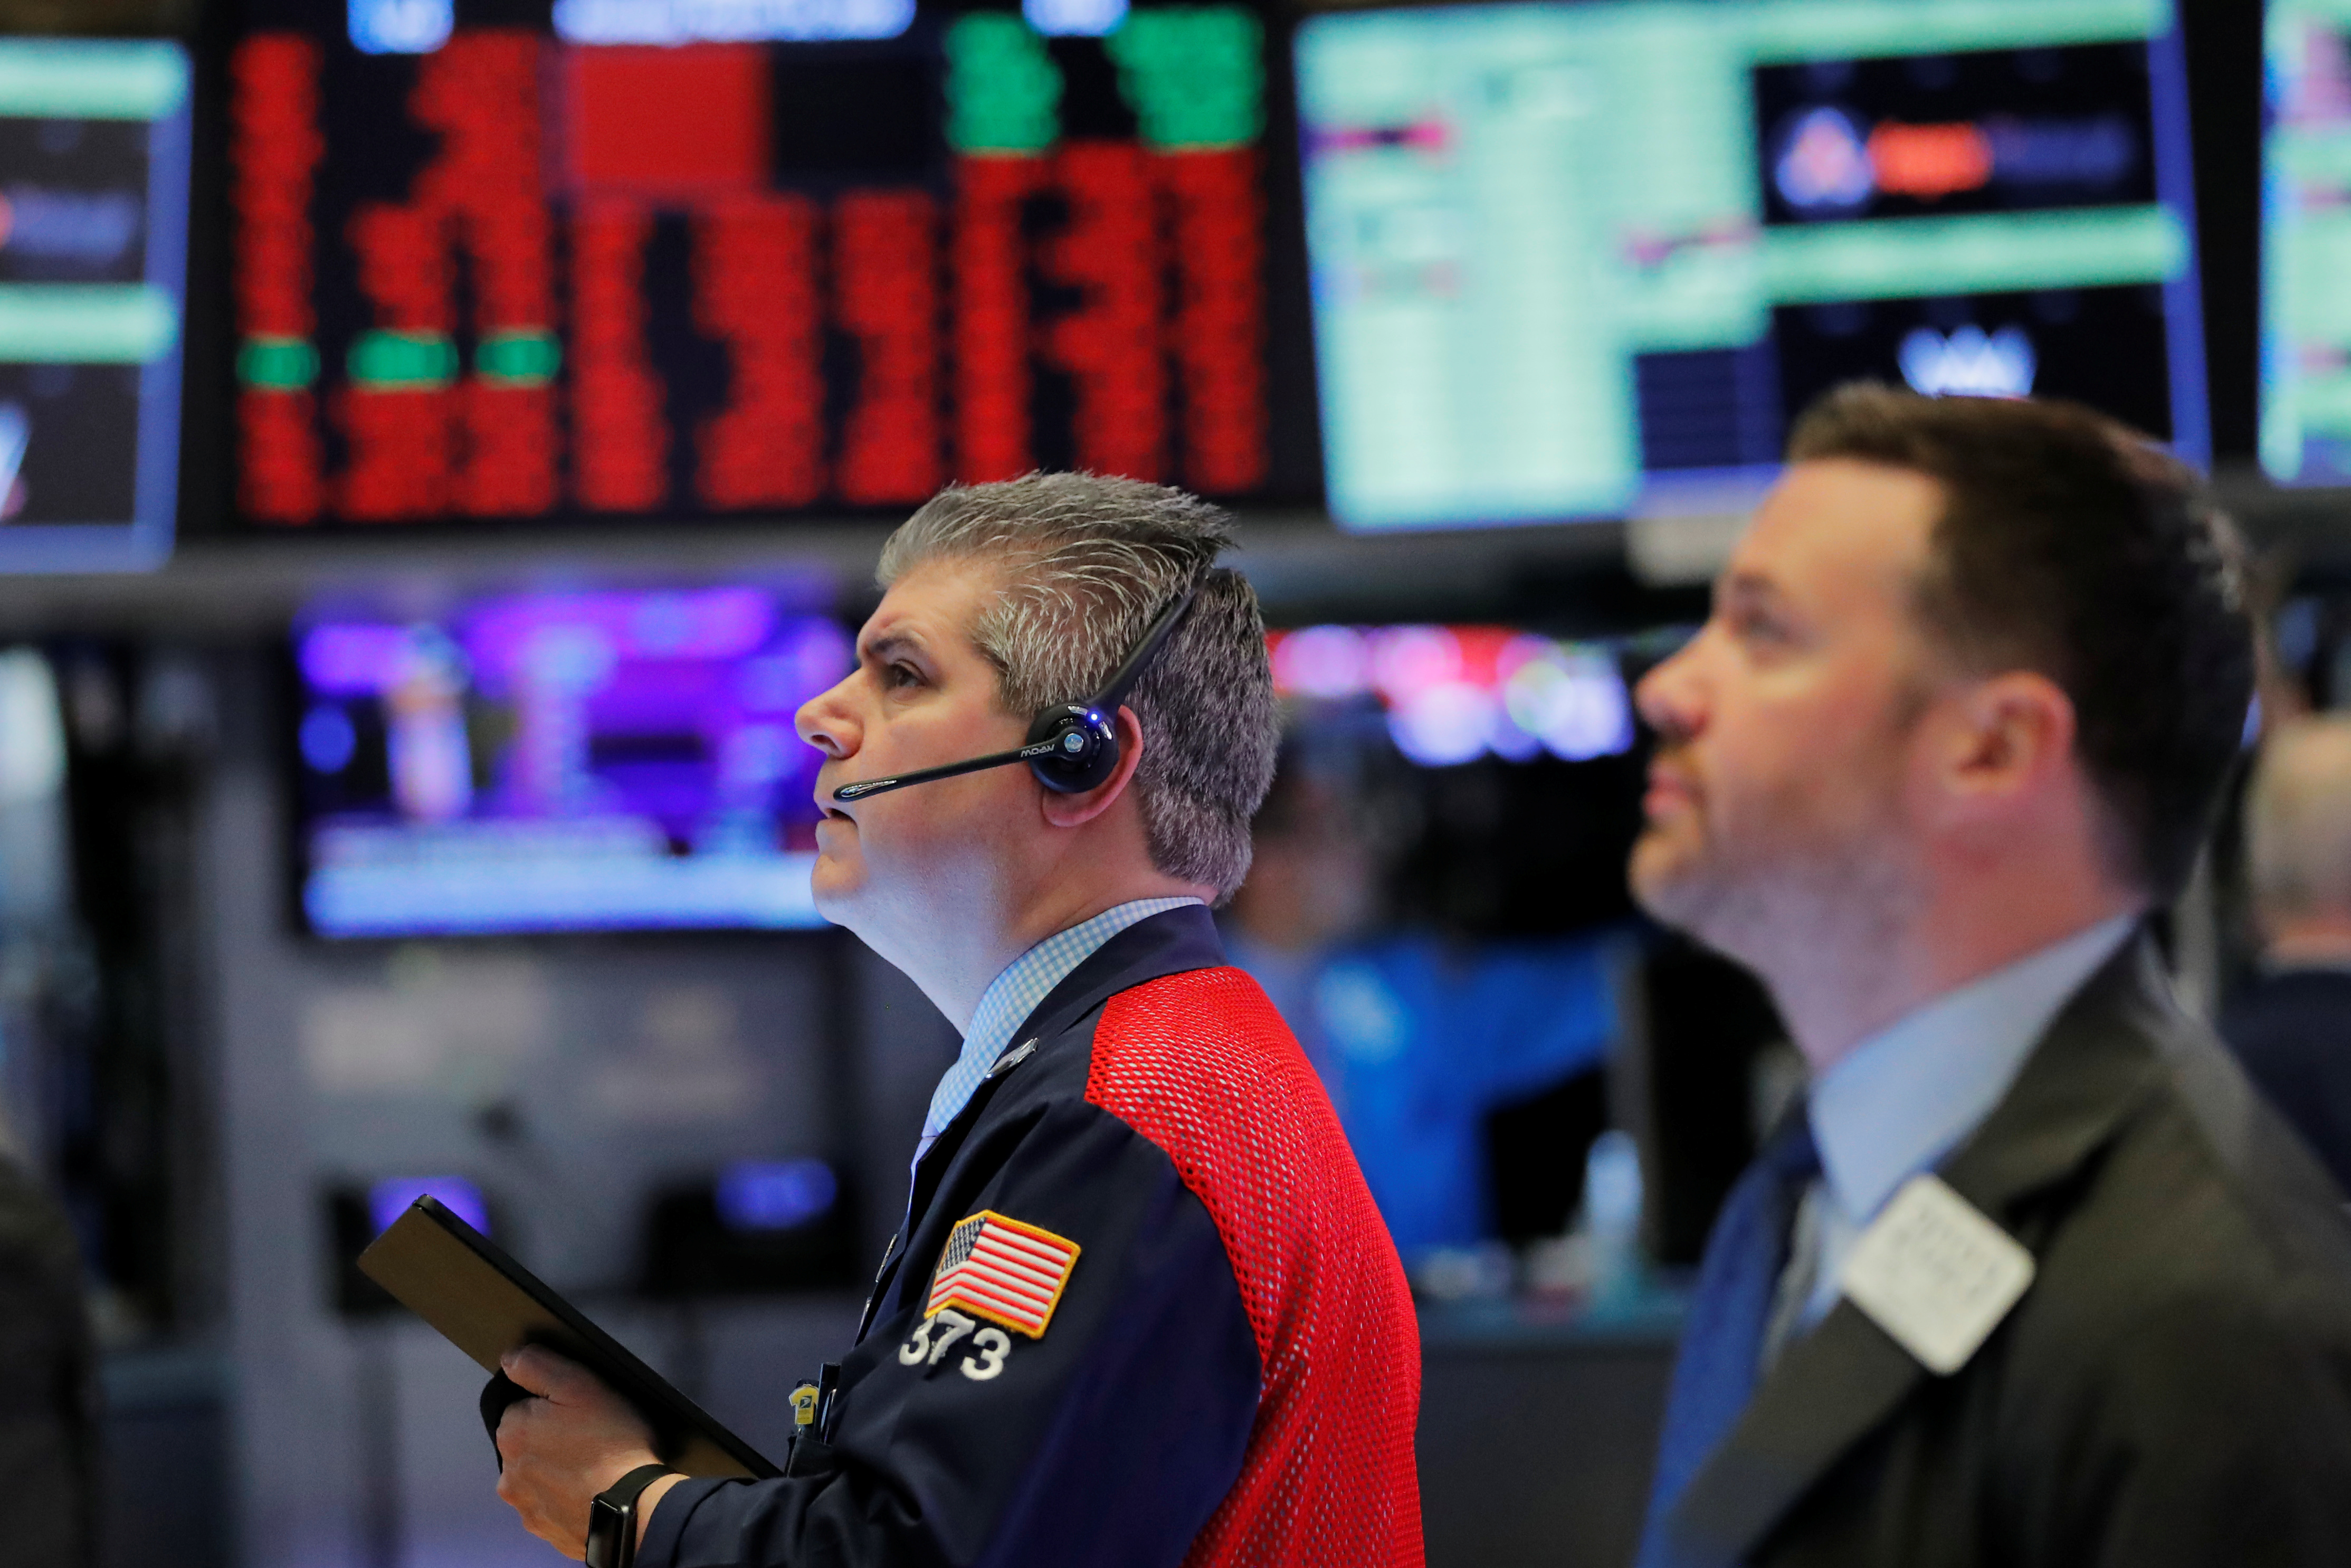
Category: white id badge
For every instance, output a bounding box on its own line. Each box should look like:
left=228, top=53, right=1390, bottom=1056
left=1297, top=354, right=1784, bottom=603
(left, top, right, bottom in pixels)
left=1838, top=1174, right=2035, bottom=1374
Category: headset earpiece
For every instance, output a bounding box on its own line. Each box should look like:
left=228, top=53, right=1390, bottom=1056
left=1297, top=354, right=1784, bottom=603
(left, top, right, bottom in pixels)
left=1021, top=586, right=1197, bottom=794
left=1025, top=704, right=1120, bottom=794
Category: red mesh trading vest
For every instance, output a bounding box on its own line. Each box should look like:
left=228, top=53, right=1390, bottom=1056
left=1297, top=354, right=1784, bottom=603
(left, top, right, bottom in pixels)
left=1086, top=966, right=1426, bottom=1568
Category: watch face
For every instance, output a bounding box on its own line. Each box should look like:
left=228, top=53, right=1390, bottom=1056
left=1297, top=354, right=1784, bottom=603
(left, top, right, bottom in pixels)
left=584, top=1498, right=629, bottom=1568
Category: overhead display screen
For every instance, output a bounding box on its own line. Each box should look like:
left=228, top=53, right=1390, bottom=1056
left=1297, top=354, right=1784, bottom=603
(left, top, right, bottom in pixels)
left=1296, top=0, right=2206, bottom=531
left=230, top=0, right=1283, bottom=528
left=2263, top=0, right=2351, bottom=486
left=292, top=586, right=849, bottom=936
left=0, top=40, right=190, bottom=571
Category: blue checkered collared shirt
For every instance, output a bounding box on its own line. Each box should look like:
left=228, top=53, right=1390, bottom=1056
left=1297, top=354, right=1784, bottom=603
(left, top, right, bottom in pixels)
left=915, top=897, right=1204, bottom=1166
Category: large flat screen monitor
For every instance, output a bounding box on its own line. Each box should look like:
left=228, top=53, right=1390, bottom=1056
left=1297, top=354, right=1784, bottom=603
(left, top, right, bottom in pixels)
left=0, top=40, right=190, bottom=571
left=1297, top=0, right=2208, bottom=531
left=228, top=0, right=1297, bottom=527
left=292, top=586, right=849, bottom=936
left=2263, top=1, right=2351, bottom=486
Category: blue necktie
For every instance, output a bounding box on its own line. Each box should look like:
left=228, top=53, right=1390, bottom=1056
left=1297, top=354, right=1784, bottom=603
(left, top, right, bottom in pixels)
left=1635, top=1114, right=1822, bottom=1566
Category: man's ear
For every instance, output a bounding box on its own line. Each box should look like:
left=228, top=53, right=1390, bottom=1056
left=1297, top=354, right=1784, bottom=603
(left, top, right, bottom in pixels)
left=1936, top=670, right=2077, bottom=806
left=1041, top=706, right=1146, bottom=829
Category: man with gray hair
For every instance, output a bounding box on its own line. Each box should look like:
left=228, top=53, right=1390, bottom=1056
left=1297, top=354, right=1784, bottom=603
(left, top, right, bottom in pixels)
left=489, top=474, right=1425, bottom=1568
left=2222, top=712, right=2351, bottom=1194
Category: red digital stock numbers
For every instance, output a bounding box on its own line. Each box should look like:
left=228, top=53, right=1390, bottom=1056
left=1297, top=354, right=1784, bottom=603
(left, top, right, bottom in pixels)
left=230, top=32, right=327, bottom=524
left=338, top=200, right=452, bottom=519
left=1043, top=141, right=1166, bottom=482
left=570, top=201, right=669, bottom=512
left=951, top=154, right=1046, bottom=484
left=229, top=26, right=1275, bottom=526
left=835, top=189, right=943, bottom=506
left=413, top=30, right=560, bottom=518
left=692, top=195, right=825, bottom=509
left=335, top=31, right=559, bottom=521
left=1162, top=148, right=1269, bottom=495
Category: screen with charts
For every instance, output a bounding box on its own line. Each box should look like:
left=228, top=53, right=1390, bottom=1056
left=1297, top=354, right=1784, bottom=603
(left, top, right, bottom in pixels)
left=2263, top=0, right=2351, bottom=486
left=0, top=40, right=189, bottom=571
left=1295, top=0, right=2206, bottom=531
left=228, top=0, right=1291, bottom=528
left=291, top=586, right=851, bottom=936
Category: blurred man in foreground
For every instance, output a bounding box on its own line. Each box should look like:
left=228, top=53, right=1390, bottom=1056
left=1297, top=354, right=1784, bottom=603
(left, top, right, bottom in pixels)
left=488, top=475, right=1422, bottom=1567
left=1631, top=386, right=2351, bottom=1568
left=2222, top=712, right=2351, bottom=1192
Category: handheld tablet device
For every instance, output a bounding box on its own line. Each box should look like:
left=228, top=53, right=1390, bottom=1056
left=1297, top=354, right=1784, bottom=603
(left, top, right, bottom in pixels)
left=357, top=1194, right=782, bottom=1479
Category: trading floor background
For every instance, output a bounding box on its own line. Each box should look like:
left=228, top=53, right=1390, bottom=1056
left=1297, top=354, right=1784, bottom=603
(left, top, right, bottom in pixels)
left=0, top=0, right=2333, bottom=1564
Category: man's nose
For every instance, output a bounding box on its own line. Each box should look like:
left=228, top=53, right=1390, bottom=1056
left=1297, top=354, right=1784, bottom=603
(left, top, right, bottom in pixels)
left=796, top=673, right=860, bottom=760
left=1635, top=640, right=1706, bottom=745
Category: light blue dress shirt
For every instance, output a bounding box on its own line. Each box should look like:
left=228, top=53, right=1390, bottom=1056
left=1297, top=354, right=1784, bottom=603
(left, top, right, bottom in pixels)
left=914, top=897, right=1204, bottom=1166
left=1767, top=914, right=2138, bottom=1354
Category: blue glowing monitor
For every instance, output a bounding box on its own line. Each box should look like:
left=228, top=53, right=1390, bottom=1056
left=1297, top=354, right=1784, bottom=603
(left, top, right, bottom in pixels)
left=0, top=40, right=190, bottom=571
left=1295, top=0, right=2207, bottom=531
left=293, top=586, right=850, bottom=936
left=716, top=1159, right=840, bottom=1233
left=2263, top=3, right=2351, bottom=485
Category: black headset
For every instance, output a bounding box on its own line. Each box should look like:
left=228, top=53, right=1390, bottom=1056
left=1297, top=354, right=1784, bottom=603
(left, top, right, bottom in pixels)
left=831, top=586, right=1198, bottom=805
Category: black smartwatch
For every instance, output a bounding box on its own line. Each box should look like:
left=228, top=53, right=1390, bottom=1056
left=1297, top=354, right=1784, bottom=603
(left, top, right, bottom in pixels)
left=584, top=1462, right=675, bottom=1568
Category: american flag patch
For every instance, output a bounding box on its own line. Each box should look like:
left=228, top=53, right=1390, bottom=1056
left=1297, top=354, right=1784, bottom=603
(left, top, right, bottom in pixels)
left=925, top=1210, right=1081, bottom=1338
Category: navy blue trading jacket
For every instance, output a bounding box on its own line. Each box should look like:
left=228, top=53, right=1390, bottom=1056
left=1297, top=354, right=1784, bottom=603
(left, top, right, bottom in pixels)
left=639, top=905, right=1424, bottom=1568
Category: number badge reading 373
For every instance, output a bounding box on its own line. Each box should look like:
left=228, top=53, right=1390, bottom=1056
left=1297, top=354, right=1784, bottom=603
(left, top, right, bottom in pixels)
left=900, top=1310, right=1013, bottom=1382
left=900, top=1210, right=1082, bottom=1380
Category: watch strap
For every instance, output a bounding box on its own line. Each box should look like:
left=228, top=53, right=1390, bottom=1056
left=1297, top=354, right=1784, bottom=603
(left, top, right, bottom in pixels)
left=586, top=1462, right=674, bottom=1568
left=596, top=1463, right=675, bottom=1510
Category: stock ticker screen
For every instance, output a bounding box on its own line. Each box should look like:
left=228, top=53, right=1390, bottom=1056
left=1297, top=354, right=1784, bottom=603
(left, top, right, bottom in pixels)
left=1297, top=0, right=2208, bottom=531
left=0, top=41, right=189, bottom=570
left=292, top=585, right=851, bottom=935
left=229, top=0, right=1290, bottom=529
left=2264, top=0, right=2351, bottom=487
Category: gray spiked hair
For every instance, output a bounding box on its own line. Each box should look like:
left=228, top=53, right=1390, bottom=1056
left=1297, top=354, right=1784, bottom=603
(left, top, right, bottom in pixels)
left=877, top=472, right=1278, bottom=901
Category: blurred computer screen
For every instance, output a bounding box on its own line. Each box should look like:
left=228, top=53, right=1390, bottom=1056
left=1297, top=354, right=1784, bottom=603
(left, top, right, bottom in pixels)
left=290, top=585, right=850, bottom=936
left=2262, top=0, right=2351, bottom=486
left=1296, top=0, right=2207, bottom=529
left=0, top=38, right=189, bottom=570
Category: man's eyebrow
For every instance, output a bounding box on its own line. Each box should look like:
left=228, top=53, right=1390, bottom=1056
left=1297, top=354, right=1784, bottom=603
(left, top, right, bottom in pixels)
left=1716, top=568, right=1786, bottom=607
left=858, top=628, right=922, bottom=664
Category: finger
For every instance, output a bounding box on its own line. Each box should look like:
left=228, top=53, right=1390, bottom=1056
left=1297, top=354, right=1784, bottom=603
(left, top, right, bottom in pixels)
left=501, top=1344, right=586, bottom=1399
left=494, top=1396, right=533, bottom=1458
left=493, top=1382, right=538, bottom=1443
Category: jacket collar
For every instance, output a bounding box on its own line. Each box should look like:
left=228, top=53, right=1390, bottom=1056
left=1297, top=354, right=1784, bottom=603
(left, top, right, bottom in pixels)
left=905, top=904, right=1225, bottom=1205
left=981, top=901, right=1229, bottom=1078
left=857, top=905, right=1227, bottom=1341
left=1658, top=928, right=2179, bottom=1567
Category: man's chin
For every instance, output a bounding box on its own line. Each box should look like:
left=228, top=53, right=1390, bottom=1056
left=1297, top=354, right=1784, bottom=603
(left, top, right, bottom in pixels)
left=807, top=850, right=864, bottom=924
left=1629, top=833, right=1711, bottom=934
